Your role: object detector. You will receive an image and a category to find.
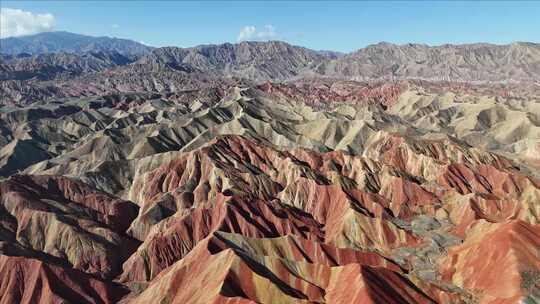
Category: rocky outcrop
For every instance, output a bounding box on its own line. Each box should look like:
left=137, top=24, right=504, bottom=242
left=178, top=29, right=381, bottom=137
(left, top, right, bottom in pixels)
left=127, top=233, right=460, bottom=304
left=0, top=255, right=128, bottom=304
left=0, top=175, right=139, bottom=278
left=440, top=220, right=540, bottom=303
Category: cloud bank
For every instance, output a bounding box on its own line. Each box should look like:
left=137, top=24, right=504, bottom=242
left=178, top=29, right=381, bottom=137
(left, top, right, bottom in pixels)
left=0, top=8, right=55, bottom=38
left=237, top=25, right=276, bottom=42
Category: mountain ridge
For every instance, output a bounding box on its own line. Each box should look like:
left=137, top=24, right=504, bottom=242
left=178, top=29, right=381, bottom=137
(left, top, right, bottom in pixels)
left=3, top=32, right=540, bottom=84
left=0, top=31, right=152, bottom=55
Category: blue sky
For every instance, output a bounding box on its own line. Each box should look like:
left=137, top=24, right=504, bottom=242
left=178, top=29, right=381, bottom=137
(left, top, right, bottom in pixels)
left=2, top=1, right=539, bottom=52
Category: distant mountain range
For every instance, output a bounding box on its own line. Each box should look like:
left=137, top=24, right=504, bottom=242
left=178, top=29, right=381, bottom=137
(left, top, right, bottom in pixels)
left=1, top=31, right=540, bottom=103
left=0, top=31, right=152, bottom=55
left=315, top=41, right=540, bottom=82
left=0, top=51, right=136, bottom=81
left=136, top=41, right=333, bottom=81
left=135, top=40, right=540, bottom=82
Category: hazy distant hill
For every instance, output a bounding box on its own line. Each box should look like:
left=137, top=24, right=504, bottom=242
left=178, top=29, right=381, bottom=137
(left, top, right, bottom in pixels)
left=312, top=41, right=540, bottom=82
left=0, top=31, right=152, bottom=55
left=135, top=40, right=540, bottom=82
left=0, top=51, right=137, bottom=81
left=2, top=33, right=539, bottom=83
left=137, top=41, right=332, bottom=81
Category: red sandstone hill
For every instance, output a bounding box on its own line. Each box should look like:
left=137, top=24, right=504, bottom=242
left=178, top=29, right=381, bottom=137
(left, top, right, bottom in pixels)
left=2, top=131, right=538, bottom=303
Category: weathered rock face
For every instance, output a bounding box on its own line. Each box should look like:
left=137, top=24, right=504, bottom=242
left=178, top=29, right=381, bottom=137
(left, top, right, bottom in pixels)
left=440, top=220, right=540, bottom=304
left=0, top=255, right=129, bottom=304
left=120, top=194, right=325, bottom=282
left=0, top=175, right=140, bottom=274
left=0, top=78, right=539, bottom=303
left=0, top=174, right=141, bottom=303
left=116, top=133, right=538, bottom=303
left=257, top=80, right=405, bottom=108
left=127, top=238, right=456, bottom=304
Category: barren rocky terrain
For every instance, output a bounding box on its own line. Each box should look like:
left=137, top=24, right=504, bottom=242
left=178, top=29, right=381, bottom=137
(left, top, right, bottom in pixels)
left=0, top=33, right=539, bottom=304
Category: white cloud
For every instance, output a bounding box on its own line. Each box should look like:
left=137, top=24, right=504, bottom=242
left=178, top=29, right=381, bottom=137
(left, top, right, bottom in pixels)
left=111, top=24, right=120, bottom=29
left=0, top=8, right=55, bottom=38
left=237, top=25, right=276, bottom=42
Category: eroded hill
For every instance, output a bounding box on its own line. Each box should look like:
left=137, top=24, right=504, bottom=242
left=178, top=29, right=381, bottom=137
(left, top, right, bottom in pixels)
left=0, top=81, right=538, bottom=303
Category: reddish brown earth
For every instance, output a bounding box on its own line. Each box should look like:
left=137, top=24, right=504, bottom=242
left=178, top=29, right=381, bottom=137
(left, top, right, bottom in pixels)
left=0, top=255, right=128, bottom=304
left=258, top=80, right=405, bottom=108
left=440, top=220, right=540, bottom=304
left=119, top=135, right=537, bottom=303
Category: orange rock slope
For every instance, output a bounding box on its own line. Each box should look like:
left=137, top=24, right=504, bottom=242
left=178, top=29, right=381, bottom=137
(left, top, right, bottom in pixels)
left=119, top=135, right=539, bottom=303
